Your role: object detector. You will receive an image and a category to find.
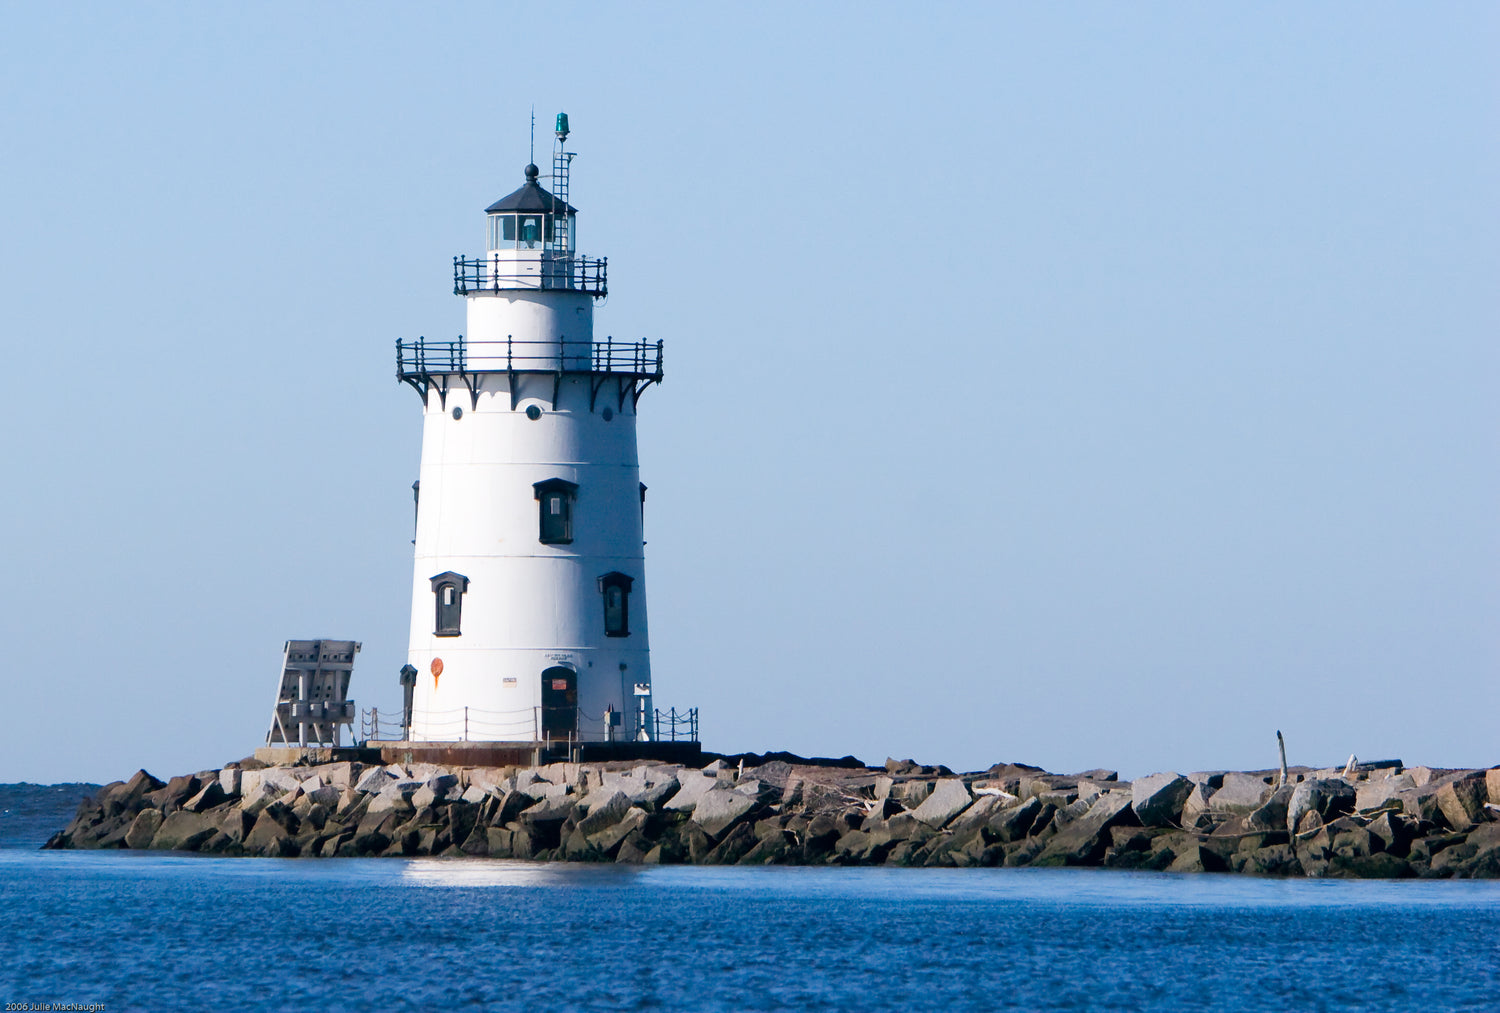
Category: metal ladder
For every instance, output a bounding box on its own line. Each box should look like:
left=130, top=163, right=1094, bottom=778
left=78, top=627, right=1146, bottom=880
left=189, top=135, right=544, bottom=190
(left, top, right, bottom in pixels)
left=551, top=142, right=571, bottom=257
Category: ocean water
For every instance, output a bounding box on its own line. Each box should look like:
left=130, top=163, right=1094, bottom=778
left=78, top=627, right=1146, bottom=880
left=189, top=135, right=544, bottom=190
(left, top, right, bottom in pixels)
left=2, top=786, right=1498, bottom=1012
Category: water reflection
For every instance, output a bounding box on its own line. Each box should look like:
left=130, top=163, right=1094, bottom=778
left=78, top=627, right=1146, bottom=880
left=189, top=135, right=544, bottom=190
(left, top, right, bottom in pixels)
left=399, top=856, right=646, bottom=888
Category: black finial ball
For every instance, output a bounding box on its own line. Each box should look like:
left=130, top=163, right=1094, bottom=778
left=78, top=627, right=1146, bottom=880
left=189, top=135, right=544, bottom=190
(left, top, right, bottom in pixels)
left=525, top=163, right=539, bottom=181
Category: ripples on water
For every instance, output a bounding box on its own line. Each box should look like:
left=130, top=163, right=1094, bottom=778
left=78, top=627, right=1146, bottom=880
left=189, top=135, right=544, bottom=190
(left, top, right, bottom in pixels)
left=2, top=790, right=1498, bottom=1012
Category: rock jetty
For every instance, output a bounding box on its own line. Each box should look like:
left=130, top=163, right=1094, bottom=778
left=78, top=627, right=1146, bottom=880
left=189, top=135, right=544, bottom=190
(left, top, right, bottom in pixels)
left=45, top=756, right=1500, bottom=878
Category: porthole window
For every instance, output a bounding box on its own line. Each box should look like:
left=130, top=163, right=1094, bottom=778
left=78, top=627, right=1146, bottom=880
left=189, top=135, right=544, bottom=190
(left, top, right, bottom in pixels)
left=533, top=478, right=578, bottom=545
left=451, top=406, right=463, bottom=420
left=598, top=572, right=634, bottom=637
left=429, top=571, right=469, bottom=637
left=525, top=405, right=542, bottom=421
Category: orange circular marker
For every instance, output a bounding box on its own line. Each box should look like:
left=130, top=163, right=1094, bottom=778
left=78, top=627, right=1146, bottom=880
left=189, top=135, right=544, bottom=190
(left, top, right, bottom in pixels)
left=431, top=657, right=443, bottom=688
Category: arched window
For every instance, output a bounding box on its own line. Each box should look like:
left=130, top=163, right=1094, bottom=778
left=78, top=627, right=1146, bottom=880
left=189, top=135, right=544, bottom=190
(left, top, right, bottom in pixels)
left=533, top=478, right=578, bottom=545
left=429, top=571, right=469, bottom=637
left=598, top=572, right=634, bottom=638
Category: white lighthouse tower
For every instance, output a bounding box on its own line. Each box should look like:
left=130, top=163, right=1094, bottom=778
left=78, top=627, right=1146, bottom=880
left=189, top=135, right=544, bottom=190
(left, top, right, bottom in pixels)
left=395, top=114, right=665, bottom=755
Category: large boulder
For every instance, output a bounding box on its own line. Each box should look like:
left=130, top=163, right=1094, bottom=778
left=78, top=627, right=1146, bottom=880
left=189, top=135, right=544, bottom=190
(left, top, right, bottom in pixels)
left=1131, top=772, right=1194, bottom=827
left=1356, top=774, right=1415, bottom=812
left=307, top=762, right=361, bottom=790
left=123, top=809, right=164, bottom=849
left=663, top=772, right=717, bottom=812
left=947, top=795, right=1007, bottom=835
left=576, top=791, right=631, bottom=838
left=987, top=797, right=1045, bottom=843
left=182, top=782, right=229, bottom=814
left=145, top=774, right=202, bottom=812
left=1208, top=773, right=1273, bottom=814
left=520, top=794, right=578, bottom=823
left=368, top=781, right=423, bottom=816
left=588, top=807, right=648, bottom=853
left=1245, top=785, right=1294, bottom=832
left=354, top=767, right=399, bottom=794
left=1435, top=773, right=1488, bottom=830
left=149, top=811, right=217, bottom=851
left=910, top=779, right=972, bottom=829
left=97, top=770, right=165, bottom=818
left=691, top=788, right=757, bottom=838
left=1031, top=791, right=1138, bottom=867
left=1287, top=779, right=1356, bottom=835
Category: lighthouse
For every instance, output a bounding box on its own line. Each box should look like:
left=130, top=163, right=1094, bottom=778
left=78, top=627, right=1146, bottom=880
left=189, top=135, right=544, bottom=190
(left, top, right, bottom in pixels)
left=395, top=115, right=666, bottom=755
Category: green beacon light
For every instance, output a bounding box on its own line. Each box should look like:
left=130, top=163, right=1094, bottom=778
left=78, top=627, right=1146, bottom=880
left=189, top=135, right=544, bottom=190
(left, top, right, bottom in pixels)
left=555, top=112, right=570, bottom=142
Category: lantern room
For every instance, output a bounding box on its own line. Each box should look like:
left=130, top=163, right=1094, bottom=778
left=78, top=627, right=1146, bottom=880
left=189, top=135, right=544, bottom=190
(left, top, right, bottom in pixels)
left=485, top=164, right=578, bottom=255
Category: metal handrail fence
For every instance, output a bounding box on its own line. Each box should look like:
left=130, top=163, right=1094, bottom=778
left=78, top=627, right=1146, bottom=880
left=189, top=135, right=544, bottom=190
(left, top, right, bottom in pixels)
left=453, top=254, right=607, bottom=296
left=360, top=704, right=697, bottom=744
left=654, top=707, right=699, bottom=742
left=396, top=335, right=663, bottom=379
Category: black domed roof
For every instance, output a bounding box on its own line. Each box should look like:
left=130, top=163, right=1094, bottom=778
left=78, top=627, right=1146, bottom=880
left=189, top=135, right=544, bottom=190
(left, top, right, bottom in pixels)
left=485, top=164, right=577, bottom=215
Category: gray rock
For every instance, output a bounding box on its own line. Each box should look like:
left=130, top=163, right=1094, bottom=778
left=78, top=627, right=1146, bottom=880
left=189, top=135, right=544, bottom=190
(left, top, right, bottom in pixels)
left=241, top=810, right=294, bottom=858
left=663, top=772, right=717, bottom=812
left=368, top=781, right=421, bottom=816
left=1167, top=844, right=1229, bottom=873
left=218, top=768, right=242, bottom=797
left=410, top=786, right=444, bottom=810
left=1207, top=773, right=1273, bottom=813
left=183, top=782, right=229, bottom=813
left=1032, top=791, right=1137, bottom=867
left=1436, top=773, right=1488, bottom=830
left=588, top=807, right=647, bottom=852
left=1245, top=785, right=1294, bottom=832
left=911, top=779, right=972, bottom=829
left=988, top=797, right=1046, bottom=843
left=703, top=823, right=758, bottom=864
left=243, top=768, right=301, bottom=799
left=691, top=787, right=757, bottom=837
left=460, top=785, right=487, bottom=805
left=519, top=794, right=577, bottom=823
left=1131, top=772, right=1194, bottom=827
left=627, top=778, right=679, bottom=809
left=425, top=773, right=460, bottom=797
left=891, top=780, right=935, bottom=808
left=1287, top=779, right=1356, bottom=835
left=149, top=811, right=217, bottom=851
left=308, top=762, right=360, bottom=790
left=354, top=768, right=398, bottom=794
left=947, top=795, right=1006, bottom=834
left=123, top=809, right=164, bottom=849
left=576, top=791, right=631, bottom=838
left=304, top=785, right=342, bottom=809
left=1356, top=774, right=1415, bottom=812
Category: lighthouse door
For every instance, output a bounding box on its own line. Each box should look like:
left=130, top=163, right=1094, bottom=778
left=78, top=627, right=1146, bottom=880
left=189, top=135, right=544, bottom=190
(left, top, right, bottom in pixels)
left=540, top=667, right=577, bottom=743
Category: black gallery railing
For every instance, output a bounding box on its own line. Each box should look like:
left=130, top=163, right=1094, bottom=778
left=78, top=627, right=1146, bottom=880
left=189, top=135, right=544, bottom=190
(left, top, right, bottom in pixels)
left=453, top=254, right=607, bottom=296
left=397, top=335, right=663, bottom=379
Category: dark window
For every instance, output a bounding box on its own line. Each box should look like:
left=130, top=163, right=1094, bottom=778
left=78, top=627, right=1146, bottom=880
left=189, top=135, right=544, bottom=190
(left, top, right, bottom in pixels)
left=598, top=572, right=634, bottom=637
left=533, top=478, right=578, bottom=545
left=429, top=571, right=469, bottom=637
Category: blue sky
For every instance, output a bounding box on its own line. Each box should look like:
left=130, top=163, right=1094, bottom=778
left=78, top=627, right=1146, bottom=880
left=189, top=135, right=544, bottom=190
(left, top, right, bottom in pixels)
left=1, top=4, right=1495, bottom=782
